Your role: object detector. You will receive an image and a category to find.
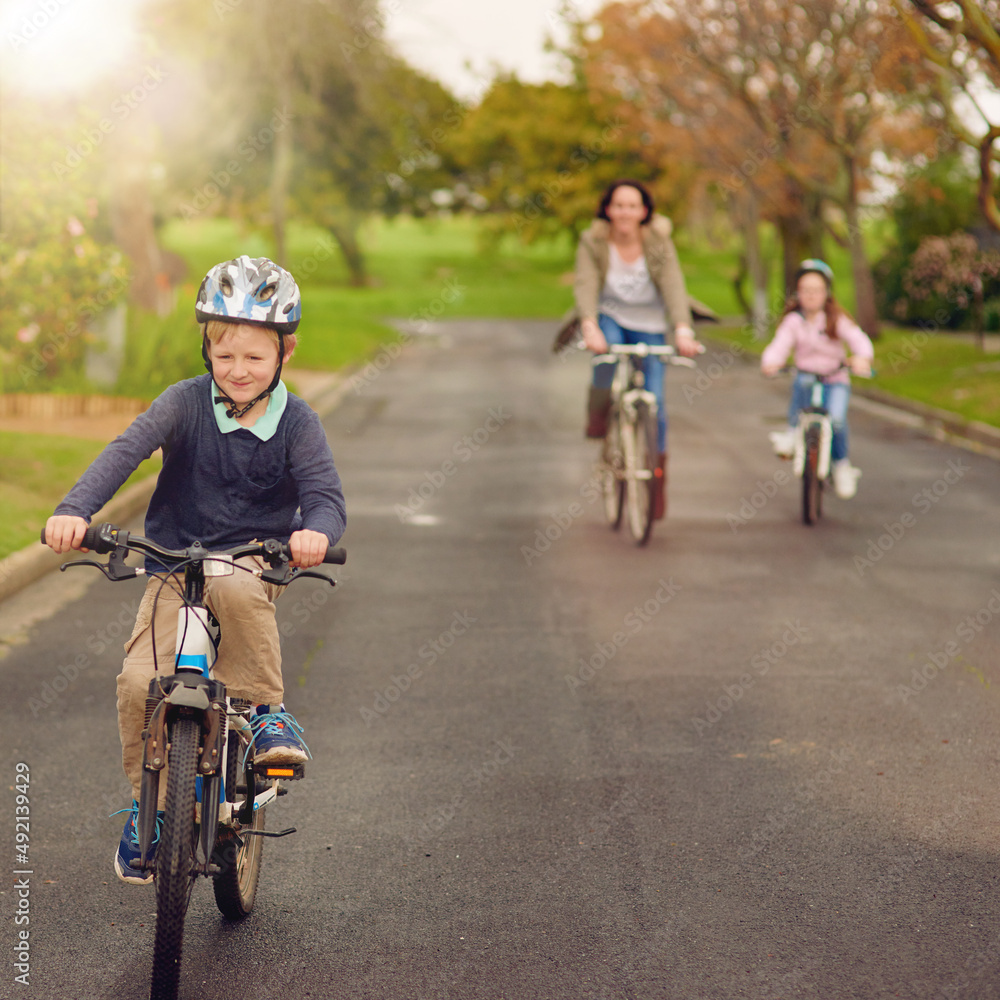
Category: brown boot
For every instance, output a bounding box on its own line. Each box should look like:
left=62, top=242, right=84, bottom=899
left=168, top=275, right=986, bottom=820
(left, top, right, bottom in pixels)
left=586, top=387, right=612, bottom=438
left=653, top=452, right=667, bottom=519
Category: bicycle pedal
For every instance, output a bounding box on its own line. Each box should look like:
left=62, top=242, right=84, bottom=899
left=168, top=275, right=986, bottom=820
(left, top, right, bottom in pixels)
left=251, top=760, right=306, bottom=780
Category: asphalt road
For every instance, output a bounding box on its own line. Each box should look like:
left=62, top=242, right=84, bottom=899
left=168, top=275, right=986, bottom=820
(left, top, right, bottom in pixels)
left=4, top=318, right=1000, bottom=1000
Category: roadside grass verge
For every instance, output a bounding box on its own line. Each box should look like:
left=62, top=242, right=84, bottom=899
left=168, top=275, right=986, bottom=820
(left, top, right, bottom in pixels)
left=703, top=322, right=1000, bottom=429
left=0, top=431, right=160, bottom=560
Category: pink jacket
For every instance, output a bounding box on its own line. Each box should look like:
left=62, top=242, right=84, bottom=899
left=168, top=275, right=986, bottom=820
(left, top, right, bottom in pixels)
left=761, top=310, right=874, bottom=384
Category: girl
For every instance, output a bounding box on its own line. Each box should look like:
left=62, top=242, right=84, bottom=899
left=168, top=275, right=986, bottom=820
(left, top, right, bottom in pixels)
left=761, top=259, right=874, bottom=499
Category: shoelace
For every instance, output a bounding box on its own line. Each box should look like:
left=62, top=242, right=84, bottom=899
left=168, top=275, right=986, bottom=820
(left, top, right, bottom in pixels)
left=242, top=711, right=310, bottom=766
left=110, top=803, right=164, bottom=848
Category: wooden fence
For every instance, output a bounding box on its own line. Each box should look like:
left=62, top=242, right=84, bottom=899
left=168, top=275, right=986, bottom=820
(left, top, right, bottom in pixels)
left=0, top=394, right=148, bottom=419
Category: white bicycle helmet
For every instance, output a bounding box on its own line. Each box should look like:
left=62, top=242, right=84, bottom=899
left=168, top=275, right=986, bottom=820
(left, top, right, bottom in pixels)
left=196, top=255, right=301, bottom=333
left=195, top=256, right=301, bottom=418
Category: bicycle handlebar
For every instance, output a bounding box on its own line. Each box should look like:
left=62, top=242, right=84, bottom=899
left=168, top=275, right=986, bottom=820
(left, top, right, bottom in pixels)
left=768, top=362, right=874, bottom=380
left=605, top=343, right=677, bottom=357
left=40, top=522, right=347, bottom=566
left=591, top=343, right=700, bottom=368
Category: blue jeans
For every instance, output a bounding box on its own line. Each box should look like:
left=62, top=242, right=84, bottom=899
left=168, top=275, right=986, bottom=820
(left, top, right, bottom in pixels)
left=789, top=373, right=851, bottom=462
left=591, top=315, right=668, bottom=452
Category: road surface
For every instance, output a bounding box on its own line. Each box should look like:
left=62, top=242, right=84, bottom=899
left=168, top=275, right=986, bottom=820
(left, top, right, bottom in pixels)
left=4, top=319, right=1000, bottom=999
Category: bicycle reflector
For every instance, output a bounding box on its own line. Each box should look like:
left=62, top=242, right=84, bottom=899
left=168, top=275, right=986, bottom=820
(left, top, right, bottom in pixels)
left=253, top=762, right=306, bottom=780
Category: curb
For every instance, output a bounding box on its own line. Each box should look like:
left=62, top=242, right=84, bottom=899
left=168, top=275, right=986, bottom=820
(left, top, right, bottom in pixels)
left=851, top=384, right=1000, bottom=458
left=0, top=371, right=350, bottom=607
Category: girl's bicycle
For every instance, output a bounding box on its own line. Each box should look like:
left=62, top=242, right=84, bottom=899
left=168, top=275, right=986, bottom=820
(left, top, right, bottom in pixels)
left=47, top=522, right=345, bottom=1000
left=772, top=364, right=870, bottom=525
left=594, top=343, right=697, bottom=545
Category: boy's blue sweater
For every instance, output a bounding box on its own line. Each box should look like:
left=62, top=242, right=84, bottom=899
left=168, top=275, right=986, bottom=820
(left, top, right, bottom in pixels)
left=55, top=375, right=346, bottom=559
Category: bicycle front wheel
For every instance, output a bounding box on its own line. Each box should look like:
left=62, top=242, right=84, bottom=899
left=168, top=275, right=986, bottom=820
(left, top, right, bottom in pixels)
left=151, top=716, right=199, bottom=1000
left=213, top=738, right=265, bottom=920
left=802, top=427, right=823, bottom=525
left=601, top=410, right=625, bottom=529
left=624, top=403, right=657, bottom=546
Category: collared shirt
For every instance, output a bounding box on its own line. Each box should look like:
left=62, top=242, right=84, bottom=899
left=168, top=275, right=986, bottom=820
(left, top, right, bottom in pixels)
left=211, top=379, right=288, bottom=441
left=55, top=374, right=345, bottom=569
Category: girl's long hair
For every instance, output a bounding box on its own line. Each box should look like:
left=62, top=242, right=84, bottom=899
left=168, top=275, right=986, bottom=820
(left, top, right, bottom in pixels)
left=780, top=286, right=846, bottom=340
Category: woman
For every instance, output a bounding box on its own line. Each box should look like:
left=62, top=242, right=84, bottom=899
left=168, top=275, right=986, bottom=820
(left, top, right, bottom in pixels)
left=574, top=179, right=701, bottom=519
left=761, top=259, right=874, bottom=500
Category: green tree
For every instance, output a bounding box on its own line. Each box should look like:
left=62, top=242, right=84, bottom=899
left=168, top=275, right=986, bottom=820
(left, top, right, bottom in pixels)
left=876, top=153, right=984, bottom=325
left=893, top=1, right=1000, bottom=231
left=448, top=75, right=664, bottom=245
left=155, top=0, right=457, bottom=285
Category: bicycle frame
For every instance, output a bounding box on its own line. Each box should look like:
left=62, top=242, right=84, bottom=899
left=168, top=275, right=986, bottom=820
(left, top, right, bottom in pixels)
left=792, top=377, right=834, bottom=482
left=591, top=343, right=696, bottom=544
left=51, top=523, right=343, bottom=874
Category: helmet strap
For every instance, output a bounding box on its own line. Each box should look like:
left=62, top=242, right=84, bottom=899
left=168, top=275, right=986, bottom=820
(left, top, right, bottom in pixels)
left=205, top=329, right=286, bottom=420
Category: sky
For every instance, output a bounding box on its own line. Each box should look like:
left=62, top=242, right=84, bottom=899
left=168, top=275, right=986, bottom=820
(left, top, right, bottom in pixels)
left=381, top=0, right=605, bottom=101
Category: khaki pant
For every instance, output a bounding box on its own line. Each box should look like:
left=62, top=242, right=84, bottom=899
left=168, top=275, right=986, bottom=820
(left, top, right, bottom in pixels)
left=117, top=557, right=283, bottom=804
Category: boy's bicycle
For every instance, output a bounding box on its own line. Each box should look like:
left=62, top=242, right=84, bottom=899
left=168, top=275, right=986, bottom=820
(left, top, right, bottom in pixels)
left=594, top=343, right=697, bottom=545
left=46, top=522, right=345, bottom=1000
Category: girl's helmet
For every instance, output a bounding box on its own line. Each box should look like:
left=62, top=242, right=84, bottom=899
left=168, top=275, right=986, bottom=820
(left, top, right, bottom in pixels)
left=195, top=256, right=301, bottom=418
left=195, top=255, right=301, bottom=333
left=795, top=258, right=834, bottom=287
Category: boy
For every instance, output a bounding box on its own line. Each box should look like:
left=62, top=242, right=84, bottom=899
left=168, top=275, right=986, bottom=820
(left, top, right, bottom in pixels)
left=44, top=256, right=346, bottom=883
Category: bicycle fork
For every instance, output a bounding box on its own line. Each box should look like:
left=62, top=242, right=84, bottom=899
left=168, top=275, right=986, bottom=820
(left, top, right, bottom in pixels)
left=135, top=602, right=228, bottom=877
left=134, top=602, right=290, bottom=879
left=793, top=413, right=833, bottom=480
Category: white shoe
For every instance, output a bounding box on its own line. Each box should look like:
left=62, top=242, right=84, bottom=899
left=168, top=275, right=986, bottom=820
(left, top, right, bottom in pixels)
left=832, top=459, right=861, bottom=499
left=769, top=428, right=795, bottom=458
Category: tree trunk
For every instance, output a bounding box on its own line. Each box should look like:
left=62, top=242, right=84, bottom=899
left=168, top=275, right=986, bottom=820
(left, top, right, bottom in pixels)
left=268, top=41, right=294, bottom=268
left=843, top=160, right=880, bottom=337
left=730, top=187, right=769, bottom=336
left=776, top=184, right=825, bottom=295
left=744, top=189, right=769, bottom=337
left=109, top=125, right=168, bottom=315
left=973, top=274, right=985, bottom=351
left=329, top=218, right=368, bottom=287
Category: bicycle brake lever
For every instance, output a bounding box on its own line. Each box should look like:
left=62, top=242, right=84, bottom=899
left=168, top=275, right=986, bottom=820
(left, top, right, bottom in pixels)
left=285, top=568, right=338, bottom=587
left=62, top=546, right=139, bottom=581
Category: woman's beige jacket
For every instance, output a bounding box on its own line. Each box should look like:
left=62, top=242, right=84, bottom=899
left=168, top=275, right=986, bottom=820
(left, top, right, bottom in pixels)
left=573, top=214, right=694, bottom=332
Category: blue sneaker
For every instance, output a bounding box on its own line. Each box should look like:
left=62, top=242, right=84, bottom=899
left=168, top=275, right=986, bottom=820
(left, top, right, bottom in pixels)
left=246, top=705, right=311, bottom=765
left=112, top=801, right=162, bottom=885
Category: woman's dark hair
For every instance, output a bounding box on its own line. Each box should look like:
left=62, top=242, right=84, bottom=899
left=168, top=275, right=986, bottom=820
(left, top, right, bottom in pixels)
left=596, top=180, right=655, bottom=224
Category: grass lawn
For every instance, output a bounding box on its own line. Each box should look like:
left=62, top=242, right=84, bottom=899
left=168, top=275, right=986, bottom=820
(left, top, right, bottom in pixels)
left=160, top=215, right=588, bottom=373
left=0, top=431, right=160, bottom=560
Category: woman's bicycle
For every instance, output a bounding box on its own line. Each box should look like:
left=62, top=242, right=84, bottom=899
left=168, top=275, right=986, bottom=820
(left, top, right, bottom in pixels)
left=594, top=343, right=697, bottom=545
left=46, top=522, right=345, bottom=1000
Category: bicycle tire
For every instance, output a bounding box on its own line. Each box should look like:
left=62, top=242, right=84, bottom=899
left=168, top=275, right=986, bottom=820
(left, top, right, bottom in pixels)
left=625, top=403, right=657, bottom=546
left=802, top=427, right=823, bottom=525
left=213, top=737, right=265, bottom=919
left=601, top=409, right=625, bottom=529
left=150, top=716, right=199, bottom=1000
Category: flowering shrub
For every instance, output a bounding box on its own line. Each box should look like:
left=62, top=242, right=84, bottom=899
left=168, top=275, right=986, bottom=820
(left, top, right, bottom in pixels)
left=900, top=231, right=1000, bottom=328
left=0, top=135, right=128, bottom=391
